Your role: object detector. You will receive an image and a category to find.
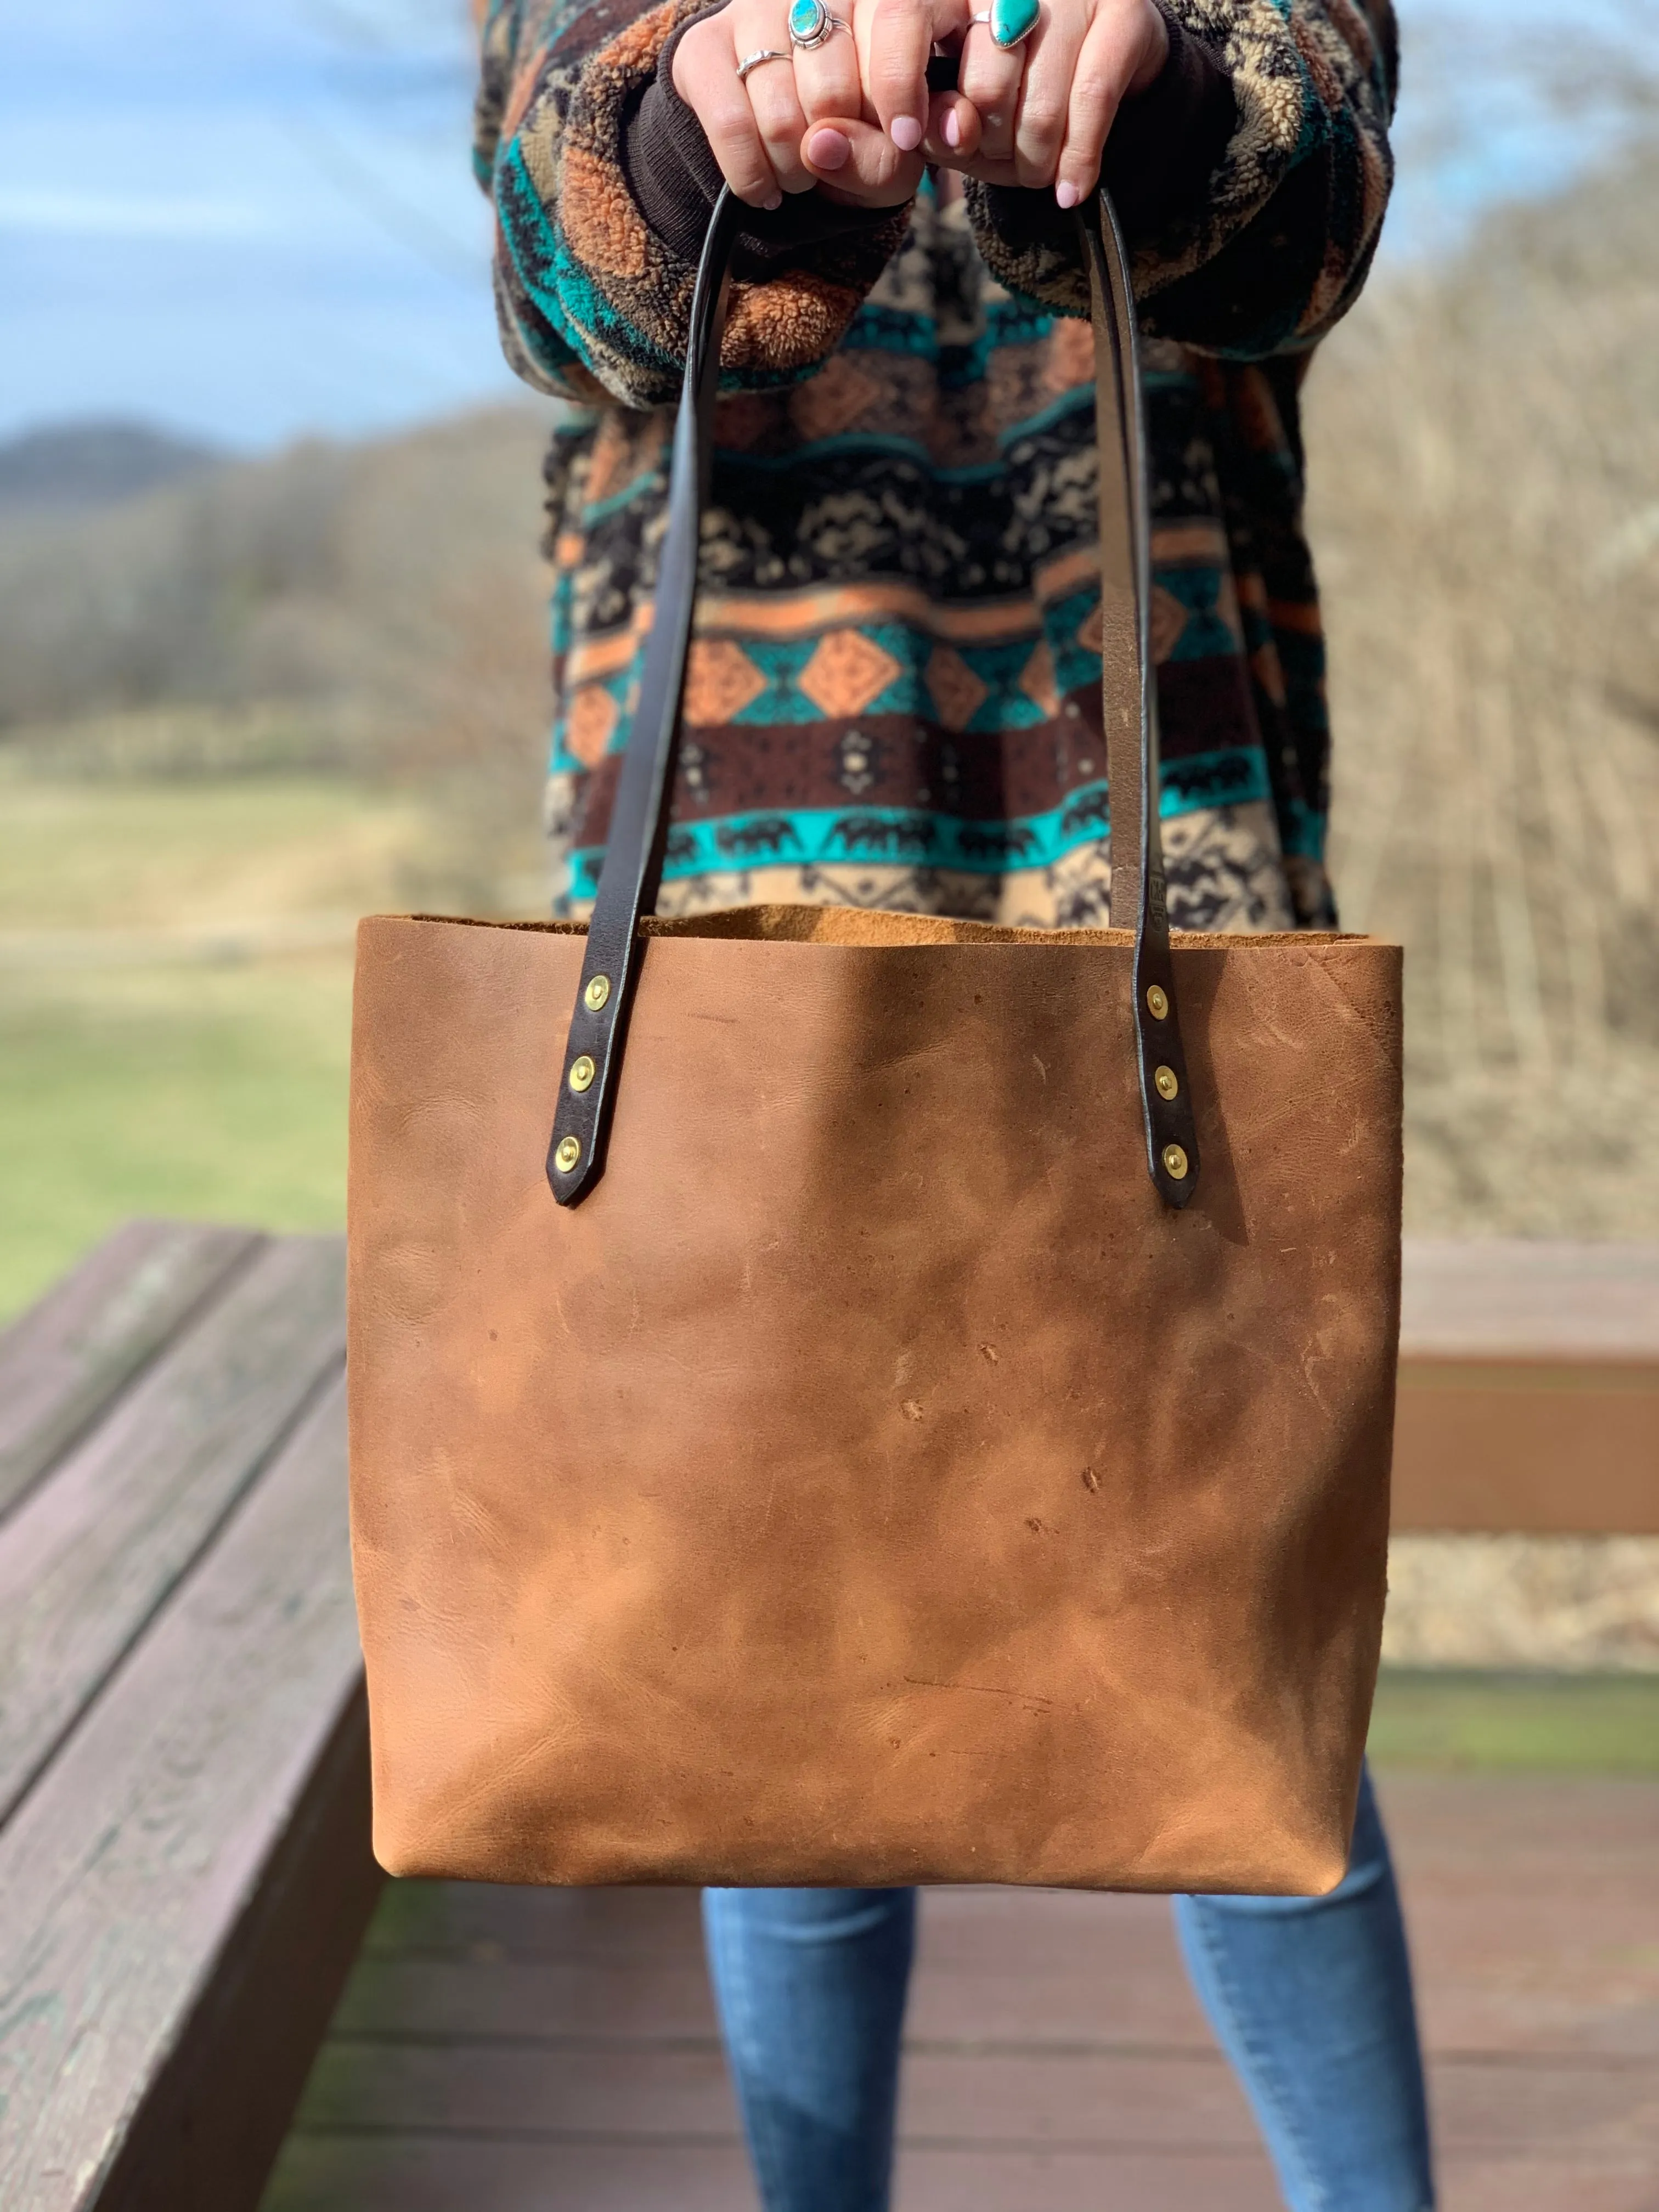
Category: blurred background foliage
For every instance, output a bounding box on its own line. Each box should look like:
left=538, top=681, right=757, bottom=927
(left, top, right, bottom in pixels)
left=0, top=404, right=555, bottom=1310
left=2, top=0, right=1658, bottom=1323
left=1315, top=116, right=1659, bottom=1240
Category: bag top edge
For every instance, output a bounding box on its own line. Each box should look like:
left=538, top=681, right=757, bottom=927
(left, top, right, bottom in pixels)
left=365, top=909, right=1392, bottom=953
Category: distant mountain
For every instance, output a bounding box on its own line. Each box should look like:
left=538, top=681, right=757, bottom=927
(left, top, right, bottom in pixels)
left=0, top=422, right=226, bottom=517
left=0, top=402, right=556, bottom=732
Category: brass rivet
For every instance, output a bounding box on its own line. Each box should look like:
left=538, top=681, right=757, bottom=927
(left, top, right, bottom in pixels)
left=584, top=974, right=611, bottom=1012
left=568, top=1054, right=596, bottom=1093
left=1161, top=1142, right=1189, bottom=1181
left=554, top=1135, right=582, bottom=1174
left=1146, top=983, right=1169, bottom=1020
left=1154, top=1064, right=1179, bottom=1101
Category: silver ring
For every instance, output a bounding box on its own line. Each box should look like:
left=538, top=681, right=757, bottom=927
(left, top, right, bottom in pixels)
left=736, top=46, right=791, bottom=78
left=787, top=0, right=848, bottom=51
left=968, top=0, right=1040, bottom=49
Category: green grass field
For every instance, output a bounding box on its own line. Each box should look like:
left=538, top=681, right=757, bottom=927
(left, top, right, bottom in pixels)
left=1, top=958, right=354, bottom=1316
left=1368, top=1669, right=1659, bottom=1773
left=0, top=758, right=450, bottom=1319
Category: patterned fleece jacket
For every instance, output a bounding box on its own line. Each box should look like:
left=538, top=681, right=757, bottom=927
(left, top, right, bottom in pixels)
left=475, top=0, right=1396, bottom=930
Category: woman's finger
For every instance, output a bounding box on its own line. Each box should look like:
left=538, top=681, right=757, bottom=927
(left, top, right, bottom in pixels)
left=799, top=114, right=926, bottom=203
left=789, top=1, right=862, bottom=123
left=1052, top=0, right=1149, bottom=205
left=956, top=16, right=1026, bottom=165
left=731, top=7, right=815, bottom=194
left=672, top=16, right=785, bottom=206
left=921, top=87, right=982, bottom=158
left=1006, top=2, right=1087, bottom=189
left=860, top=0, right=934, bottom=149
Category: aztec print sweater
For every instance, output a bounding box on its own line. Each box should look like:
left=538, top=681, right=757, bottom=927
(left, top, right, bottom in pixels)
left=475, top=0, right=1396, bottom=929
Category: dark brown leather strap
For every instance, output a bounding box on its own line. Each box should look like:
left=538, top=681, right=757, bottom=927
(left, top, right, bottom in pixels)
left=547, top=185, right=744, bottom=1204
left=1080, top=192, right=1199, bottom=1207
left=549, top=182, right=1199, bottom=1209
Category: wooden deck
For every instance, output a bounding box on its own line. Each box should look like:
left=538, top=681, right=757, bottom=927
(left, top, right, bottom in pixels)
left=0, top=1222, right=378, bottom=2212
left=5, top=1223, right=1656, bottom=2211
left=1393, top=1242, right=1659, bottom=1533
left=264, top=1771, right=1659, bottom=2212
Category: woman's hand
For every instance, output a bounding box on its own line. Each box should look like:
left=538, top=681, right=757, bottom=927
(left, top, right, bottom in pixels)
left=936, top=0, right=1167, bottom=204
left=672, top=0, right=980, bottom=210
left=671, top=0, right=1160, bottom=217
left=819, top=0, right=1166, bottom=206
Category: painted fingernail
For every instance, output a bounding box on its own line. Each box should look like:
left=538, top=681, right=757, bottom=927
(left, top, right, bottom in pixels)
left=1055, top=179, right=1080, bottom=208
left=942, top=107, right=961, bottom=148
left=807, top=127, right=850, bottom=168
left=890, top=115, right=923, bottom=150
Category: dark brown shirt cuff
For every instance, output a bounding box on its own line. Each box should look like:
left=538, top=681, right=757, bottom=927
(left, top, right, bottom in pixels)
left=1103, top=7, right=1237, bottom=244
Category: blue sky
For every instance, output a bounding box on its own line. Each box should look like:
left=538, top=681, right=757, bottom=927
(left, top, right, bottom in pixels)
left=0, top=0, right=1649, bottom=452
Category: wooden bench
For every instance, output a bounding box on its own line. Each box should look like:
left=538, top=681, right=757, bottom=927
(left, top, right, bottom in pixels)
left=1, top=1222, right=1652, bottom=2212
left=0, top=1222, right=380, bottom=2212
left=1393, top=1240, right=1659, bottom=1534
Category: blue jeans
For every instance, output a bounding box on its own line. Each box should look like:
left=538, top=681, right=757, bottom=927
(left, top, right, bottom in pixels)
left=703, top=1765, right=1434, bottom=2212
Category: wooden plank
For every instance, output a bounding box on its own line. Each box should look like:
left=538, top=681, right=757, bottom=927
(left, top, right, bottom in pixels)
left=267, top=2135, right=1288, bottom=2212
left=1395, top=1242, right=1659, bottom=1533
left=291, top=2039, right=1261, bottom=2149
left=1400, top=1242, right=1659, bottom=1361
left=1390, top=1364, right=1659, bottom=1532
left=345, top=1882, right=1206, bottom=2041
left=292, top=2039, right=741, bottom=2142
left=88, top=1678, right=379, bottom=2212
left=333, top=1926, right=1215, bottom=2057
left=0, top=1235, right=345, bottom=1829
left=1433, top=2167, right=1659, bottom=2212
left=906, top=1890, right=1212, bottom=2050
left=335, top=1893, right=1212, bottom=2055
left=899, top=2144, right=1655, bottom=2212
left=330, top=1956, right=723, bottom=2045
left=0, top=1221, right=261, bottom=1525
left=1425, top=2055, right=1659, bottom=2155
left=363, top=1880, right=714, bottom=1964
left=295, top=1960, right=1659, bottom=2159
left=268, top=2069, right=1659, bottom=2212
left=0, top=1373, right=383, bottom=2212
left=899, top=2143, right=1657, bottom=2212
left=264, top=2136, right=759, bottom=2212
left=1372, top=1773, right=1659, bottom=2062
left=276, top=1776, right=1659, bottom=2212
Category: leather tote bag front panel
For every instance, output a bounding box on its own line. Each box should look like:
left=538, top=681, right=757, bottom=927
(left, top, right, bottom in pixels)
left=347, top=193, right=1402, bottom=1895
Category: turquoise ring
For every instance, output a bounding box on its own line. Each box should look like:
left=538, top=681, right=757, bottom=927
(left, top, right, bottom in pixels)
left=787, top=0, right=848, bottom=50
left=969, top=0, right=1040, bottom=48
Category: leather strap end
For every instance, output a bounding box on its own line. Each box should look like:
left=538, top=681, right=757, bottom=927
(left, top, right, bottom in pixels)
left=1135, top=939, right=1200, bottom=1209
left=548, top=187, right=745, bottom=1206
left=1080, top=187, right=1201, bottom=1211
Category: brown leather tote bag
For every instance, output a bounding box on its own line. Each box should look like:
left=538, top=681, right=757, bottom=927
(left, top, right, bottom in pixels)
left=348, top=188, right=1402, bottom=1895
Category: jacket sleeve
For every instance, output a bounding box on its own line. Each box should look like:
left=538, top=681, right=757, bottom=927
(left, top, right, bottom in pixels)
left=473, top=0, right=910, bottom=408
left=964, top=0, right=1397, bottom=359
